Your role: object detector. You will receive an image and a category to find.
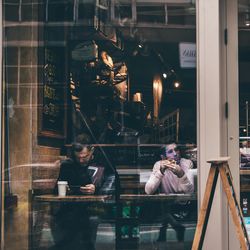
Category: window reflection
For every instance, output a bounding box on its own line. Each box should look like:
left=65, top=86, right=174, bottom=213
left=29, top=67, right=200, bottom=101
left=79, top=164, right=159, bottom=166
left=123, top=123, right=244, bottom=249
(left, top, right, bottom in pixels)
left=3, top=0, right=197, bottom=250
left=239, top=0, right=250, bottom=239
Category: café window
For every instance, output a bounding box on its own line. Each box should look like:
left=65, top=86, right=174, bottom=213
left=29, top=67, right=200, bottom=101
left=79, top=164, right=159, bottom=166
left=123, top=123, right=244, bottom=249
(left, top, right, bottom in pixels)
left=239, top=0, right=250, bottom=238
left=2, top=0, right=198, bottom=250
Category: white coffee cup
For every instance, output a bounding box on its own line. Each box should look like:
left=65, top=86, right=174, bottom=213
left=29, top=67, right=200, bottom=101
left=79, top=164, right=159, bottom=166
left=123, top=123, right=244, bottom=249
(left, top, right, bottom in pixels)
left=57, top=181, right=68, bottom=196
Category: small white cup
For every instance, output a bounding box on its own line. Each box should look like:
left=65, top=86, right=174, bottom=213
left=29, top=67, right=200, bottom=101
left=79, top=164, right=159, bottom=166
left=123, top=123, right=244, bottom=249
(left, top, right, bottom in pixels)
left=57, top=181, right=68, bottom=196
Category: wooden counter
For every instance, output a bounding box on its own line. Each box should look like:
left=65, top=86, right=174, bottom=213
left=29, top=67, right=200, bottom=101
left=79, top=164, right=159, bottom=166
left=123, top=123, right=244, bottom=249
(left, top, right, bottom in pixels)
left=34, top=194, right=111, bottom=203
left=240, top=169, right=250, bottom=175
left=240, top=168, right=250, bottom=192
left=119, top=193, right=197, bottom=202
left=34, top=193, right=197, bottom=203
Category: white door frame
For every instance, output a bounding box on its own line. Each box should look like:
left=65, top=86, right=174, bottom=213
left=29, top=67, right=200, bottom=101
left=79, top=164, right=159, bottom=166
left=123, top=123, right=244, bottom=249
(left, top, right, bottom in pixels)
left=225, top=0, right=240, bottom=249
left=197, top=0, right=239, bottom=249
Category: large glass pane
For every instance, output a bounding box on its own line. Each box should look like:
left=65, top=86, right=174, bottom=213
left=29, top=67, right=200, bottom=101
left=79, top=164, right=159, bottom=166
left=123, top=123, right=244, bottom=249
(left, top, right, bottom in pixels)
left=239, top=0, right=250, bottom=238
left=2, top=1, right=197, bottom=250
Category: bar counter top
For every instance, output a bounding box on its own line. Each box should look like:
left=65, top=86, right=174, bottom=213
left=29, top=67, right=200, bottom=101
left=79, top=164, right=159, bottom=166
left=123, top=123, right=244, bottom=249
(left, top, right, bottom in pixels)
left=34, top=194, right=110, bottom=202
left=119, top=193, right=197, bottom=201
left=34, top=193, right=197, bottom=203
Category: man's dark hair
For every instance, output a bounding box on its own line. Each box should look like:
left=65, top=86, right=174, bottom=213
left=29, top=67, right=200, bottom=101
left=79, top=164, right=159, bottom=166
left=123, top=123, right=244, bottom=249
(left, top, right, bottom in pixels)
left=71, top=143, right=94, bottom=159
left=159, top=143, right=180, bottom=158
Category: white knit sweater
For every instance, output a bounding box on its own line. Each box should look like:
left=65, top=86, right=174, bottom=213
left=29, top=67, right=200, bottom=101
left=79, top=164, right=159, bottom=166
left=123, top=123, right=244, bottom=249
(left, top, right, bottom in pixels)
left=145, top=158, right=194, bottom=194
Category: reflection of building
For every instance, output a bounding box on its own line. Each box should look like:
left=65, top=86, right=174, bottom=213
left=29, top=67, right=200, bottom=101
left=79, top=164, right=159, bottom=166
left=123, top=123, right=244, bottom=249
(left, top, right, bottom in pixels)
left=2, top=1, right=250, bottom=250
left=5, top=0, right=198, bottom=145
left=2, top=3, right=194, bottom=249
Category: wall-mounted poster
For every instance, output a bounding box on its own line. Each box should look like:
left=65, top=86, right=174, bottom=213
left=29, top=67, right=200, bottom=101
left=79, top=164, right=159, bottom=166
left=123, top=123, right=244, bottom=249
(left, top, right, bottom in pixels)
left=38, top=47, right=66, bottom=139
left=179, top=42, right=196, bottom=68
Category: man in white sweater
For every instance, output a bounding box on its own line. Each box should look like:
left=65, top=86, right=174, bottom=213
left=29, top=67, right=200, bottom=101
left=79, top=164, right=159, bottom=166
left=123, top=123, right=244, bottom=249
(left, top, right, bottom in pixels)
left=145, top=143, right=194, bottom=195
left=144, top=144, right=194, bottom=242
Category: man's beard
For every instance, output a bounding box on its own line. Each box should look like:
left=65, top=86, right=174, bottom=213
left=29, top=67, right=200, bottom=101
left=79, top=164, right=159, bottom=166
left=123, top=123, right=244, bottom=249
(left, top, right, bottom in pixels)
left=80, top=161, right=88, bottom=167
left=76, top=159, right=89, bottom=166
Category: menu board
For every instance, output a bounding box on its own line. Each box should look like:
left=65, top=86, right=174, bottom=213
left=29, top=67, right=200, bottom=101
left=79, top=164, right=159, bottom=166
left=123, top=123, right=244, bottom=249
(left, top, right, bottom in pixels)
left=39, top=47, right=66, bottom=138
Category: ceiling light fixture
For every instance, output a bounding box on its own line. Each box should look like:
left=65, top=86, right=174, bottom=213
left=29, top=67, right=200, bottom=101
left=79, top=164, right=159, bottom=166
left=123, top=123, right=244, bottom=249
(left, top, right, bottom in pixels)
left=245, top=11, right=250, bottom=26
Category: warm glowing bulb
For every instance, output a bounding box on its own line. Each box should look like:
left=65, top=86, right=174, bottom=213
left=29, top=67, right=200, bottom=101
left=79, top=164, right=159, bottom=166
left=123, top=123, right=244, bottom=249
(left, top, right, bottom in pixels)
left=138, top=44, right=143, bottom=48
left=163, top=73, right=167, bottom=79
left=243, top=129, right=247, bottom=132
left=174, top=81, right=180, bottom=88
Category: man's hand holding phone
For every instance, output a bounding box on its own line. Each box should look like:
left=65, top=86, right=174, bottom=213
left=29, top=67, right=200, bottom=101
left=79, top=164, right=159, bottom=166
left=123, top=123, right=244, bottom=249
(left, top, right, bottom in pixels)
left=80, top=184, right=96, bottom=194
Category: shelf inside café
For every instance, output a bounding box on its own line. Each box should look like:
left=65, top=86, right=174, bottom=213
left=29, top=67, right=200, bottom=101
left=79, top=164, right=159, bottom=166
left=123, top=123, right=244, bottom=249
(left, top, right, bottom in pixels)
left=240, top=168, right=250, bottom=175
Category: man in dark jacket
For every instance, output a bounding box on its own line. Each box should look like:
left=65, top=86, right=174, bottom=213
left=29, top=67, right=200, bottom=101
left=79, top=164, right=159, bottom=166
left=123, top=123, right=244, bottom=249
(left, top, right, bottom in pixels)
left=50, top=143, right=105, bottom=250
left=57, top=143, right=101, bottom=195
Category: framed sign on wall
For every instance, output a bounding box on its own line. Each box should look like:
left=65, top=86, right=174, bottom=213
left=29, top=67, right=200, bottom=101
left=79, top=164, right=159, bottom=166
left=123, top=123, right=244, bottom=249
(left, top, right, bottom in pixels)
left=38, top=46, right=67, bottom=139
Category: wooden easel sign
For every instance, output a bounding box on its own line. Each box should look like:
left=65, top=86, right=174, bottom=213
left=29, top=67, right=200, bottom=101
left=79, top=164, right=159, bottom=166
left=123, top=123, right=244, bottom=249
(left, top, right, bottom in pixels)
left=192, top=157, right=250, bottom=250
